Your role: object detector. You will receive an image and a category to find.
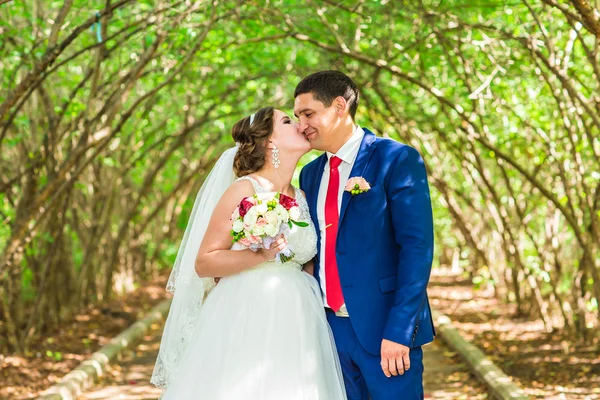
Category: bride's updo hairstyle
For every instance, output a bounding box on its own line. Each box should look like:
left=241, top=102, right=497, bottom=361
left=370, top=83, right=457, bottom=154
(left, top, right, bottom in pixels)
left=232, top=107, right=275, bottom=177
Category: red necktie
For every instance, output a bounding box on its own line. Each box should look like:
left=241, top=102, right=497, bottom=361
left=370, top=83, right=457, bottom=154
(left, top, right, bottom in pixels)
left=325, top=156, right=344, bottom=311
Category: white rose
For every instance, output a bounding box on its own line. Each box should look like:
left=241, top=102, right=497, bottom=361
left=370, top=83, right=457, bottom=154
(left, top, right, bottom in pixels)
left=243, top=209, right=258, bottom=226
left=289, top=206, right=301, bottom=221
left=275, top=204, right=289, bottom=222
left=252, top=225, right=265, bottom=236
left=264, top=223, right=278, bottom=237
left=265, top=210, right=279, bottom=225
left=255, top=202, right=268, bottom=214
left=274, top=204, right=286, bottom=215
left=232, top=219, right=244, bottom=233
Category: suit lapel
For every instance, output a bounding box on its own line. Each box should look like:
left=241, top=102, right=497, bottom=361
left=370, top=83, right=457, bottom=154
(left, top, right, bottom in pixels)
left=308, top=154, right=327, bottom=229
left=338, top=129, right=377, bottom=225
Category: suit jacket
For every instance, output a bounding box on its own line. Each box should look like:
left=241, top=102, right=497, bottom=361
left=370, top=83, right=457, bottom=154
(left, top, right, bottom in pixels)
left=299, top=128, right=435, bottom=355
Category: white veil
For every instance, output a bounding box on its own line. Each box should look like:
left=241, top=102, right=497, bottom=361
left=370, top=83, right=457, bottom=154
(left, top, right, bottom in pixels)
left=151, top=146, right=238, bottom=388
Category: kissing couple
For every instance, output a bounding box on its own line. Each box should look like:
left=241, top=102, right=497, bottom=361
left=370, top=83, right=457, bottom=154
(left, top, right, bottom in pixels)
left=151, top=70, right=435, bottom=400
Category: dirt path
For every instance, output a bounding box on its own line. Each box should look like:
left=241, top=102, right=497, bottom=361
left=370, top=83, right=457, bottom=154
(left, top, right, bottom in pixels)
left=77, top=321, right=487, bottom=399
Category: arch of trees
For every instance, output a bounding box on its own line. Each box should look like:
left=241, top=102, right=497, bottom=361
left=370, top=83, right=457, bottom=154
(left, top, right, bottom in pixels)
left=1, top=0, right=598, bottom=353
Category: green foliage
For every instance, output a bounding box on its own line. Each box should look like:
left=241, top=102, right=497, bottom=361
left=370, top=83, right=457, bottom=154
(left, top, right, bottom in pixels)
left=1, top=0, right=599, bottom=346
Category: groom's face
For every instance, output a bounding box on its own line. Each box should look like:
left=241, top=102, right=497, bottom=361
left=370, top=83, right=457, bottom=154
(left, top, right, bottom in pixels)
left=294, top=92, right=338, bottom=152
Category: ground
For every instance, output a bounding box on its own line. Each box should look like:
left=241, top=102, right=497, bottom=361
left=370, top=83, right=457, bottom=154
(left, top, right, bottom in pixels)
left=9, top=266, right=597, bottom=399
left=0, top=273, right=170, bottom=400
left=429, top=268, right=600, bottom=399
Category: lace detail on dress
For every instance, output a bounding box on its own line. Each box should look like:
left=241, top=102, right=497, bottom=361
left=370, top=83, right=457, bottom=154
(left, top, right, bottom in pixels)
left=233, top=176, right=317, bottom=268
left=292, top=187, right=317, bottom=265
left=294, top=187, right=312, bottom=222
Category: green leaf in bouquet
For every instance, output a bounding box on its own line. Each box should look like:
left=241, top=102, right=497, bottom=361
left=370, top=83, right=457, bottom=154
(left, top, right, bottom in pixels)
left=291, top=220, right=309, bottom=227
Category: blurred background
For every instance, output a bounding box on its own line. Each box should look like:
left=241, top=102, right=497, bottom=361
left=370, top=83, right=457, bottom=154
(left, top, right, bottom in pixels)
left=0, top=0, right=598, bottom=398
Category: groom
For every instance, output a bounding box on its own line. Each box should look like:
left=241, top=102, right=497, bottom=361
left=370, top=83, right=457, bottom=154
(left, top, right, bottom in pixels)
left=296, top=71, right=435, bottom=400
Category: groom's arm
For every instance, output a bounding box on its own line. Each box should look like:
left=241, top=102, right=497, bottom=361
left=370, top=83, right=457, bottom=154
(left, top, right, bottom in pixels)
left=383, top=145, right=434, bottom=348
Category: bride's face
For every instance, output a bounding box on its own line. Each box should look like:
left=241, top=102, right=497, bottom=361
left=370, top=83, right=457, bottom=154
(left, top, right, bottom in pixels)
left=270, top=109, right=311, bottom=156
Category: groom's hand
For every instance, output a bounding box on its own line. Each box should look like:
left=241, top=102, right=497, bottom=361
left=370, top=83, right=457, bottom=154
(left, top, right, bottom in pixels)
left=380, top=339, right=410, bottom=377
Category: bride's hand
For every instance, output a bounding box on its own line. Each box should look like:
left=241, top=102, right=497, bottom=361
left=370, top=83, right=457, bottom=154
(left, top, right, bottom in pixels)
left=259, top=236, right=288, bottom=261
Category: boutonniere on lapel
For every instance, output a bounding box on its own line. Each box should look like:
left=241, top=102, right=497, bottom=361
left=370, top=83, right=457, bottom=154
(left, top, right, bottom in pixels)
left=345, top=177, right=371, bottom=196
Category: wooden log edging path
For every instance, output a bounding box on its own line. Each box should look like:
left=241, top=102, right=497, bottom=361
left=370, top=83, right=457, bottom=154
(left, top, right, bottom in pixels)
left=35, top=299, right=172, bottom=400
left=432, top=310, right=530, bottom=400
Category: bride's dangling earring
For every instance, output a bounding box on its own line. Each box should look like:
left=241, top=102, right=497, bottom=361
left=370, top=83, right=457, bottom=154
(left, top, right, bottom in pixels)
left=271, top=144, right=280, bottom=169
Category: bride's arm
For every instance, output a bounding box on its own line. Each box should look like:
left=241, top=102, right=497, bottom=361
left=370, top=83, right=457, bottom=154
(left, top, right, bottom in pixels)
left=195, top=180, right=287, bottom=278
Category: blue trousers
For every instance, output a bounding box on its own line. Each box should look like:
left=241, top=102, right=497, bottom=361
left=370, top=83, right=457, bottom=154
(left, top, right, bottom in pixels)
left=326, top=310, right=424, bottom=400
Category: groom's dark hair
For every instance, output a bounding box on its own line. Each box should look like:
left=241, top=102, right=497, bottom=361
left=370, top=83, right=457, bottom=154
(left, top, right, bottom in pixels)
left=294, top=70, right=359, bottom=119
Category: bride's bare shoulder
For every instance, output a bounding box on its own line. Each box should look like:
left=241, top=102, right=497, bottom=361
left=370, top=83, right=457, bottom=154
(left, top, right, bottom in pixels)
left=220, top=178, right=255, bottom=202
left=209, top=179, right=255, bottom=220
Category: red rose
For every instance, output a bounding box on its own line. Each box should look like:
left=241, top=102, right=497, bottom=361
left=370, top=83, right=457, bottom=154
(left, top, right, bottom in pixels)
left=279, top=194, right=298, bottom=210
left=238, top=197, right=254, bottom=217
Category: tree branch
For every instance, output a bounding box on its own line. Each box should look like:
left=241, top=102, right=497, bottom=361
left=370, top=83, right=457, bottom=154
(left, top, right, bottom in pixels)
left=569, top=0, right=600, bottom=37
left=0, top=0, right=135, bottom=121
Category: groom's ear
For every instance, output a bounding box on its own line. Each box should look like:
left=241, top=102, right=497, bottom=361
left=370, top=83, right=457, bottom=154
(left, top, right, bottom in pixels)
left=334, top=96, right=348, bottom=116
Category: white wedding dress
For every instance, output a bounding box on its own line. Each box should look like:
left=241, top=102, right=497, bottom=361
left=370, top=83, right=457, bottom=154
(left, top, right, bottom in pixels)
left=160, top=176, right=346, bottom=400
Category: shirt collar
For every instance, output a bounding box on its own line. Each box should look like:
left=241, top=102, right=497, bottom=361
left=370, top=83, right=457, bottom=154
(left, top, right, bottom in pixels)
left=326, top=126, right=365, bottom=165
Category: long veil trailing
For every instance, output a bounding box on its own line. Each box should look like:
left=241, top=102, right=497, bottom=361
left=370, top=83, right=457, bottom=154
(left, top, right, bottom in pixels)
left=151, top=146, right=238, bottom=388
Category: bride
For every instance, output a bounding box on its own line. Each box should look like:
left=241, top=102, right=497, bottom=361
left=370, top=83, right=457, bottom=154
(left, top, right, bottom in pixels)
left=151, top=107, right=346, bottom=399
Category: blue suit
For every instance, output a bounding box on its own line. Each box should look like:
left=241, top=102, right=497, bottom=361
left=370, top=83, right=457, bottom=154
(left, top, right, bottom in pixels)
left=299, top=128, right=435, bottom=399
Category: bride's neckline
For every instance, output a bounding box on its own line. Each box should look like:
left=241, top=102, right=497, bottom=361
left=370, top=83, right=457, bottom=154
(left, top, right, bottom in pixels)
left=245, top=174, right=297, bottom=200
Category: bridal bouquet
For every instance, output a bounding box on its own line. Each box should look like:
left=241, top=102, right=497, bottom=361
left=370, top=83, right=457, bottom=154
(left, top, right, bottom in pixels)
left=230, top=192, right=308, bottom=263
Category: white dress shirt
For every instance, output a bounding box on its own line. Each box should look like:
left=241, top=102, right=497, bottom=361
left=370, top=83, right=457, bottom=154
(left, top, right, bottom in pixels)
left=317, top=126, right=365, bottom=309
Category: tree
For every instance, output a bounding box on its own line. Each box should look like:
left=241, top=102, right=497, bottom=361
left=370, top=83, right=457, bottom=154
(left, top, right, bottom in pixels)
left=1, top=0, right=598, bottom=353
